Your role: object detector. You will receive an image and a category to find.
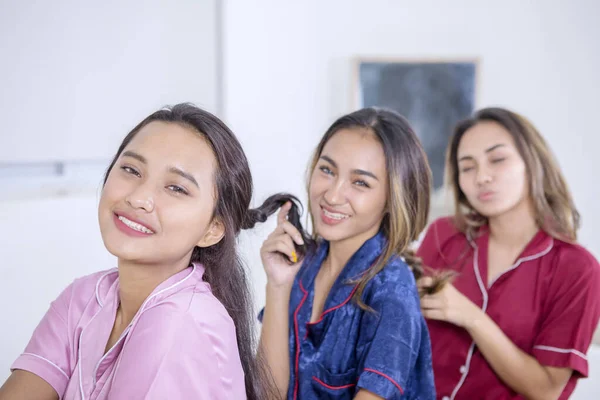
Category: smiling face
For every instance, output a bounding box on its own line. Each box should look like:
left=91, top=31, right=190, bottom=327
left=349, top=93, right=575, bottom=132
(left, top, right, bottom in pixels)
left=308, top=128, right=388, bottom=246
left=457, top=121, right=529, bottom=218
left=98, top=121, right=225, bottom=266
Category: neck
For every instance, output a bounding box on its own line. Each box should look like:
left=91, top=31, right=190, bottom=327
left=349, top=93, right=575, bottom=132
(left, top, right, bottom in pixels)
left=488, top=199, right=538, bottom=248
left=116, top=257, right=190, bottom=323
left=325, top=227, right=379, bottom=277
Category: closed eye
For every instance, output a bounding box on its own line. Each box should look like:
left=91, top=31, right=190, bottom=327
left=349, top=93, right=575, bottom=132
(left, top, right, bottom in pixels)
left=491, top=158, right=506, bottom=164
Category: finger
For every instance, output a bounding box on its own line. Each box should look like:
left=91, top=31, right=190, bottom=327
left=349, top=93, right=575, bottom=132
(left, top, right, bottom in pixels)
left=417, top=276, right=434, bottom=289
left=262, top=234, right=299, bottom=261
left=422, top=309, right=446, bottom=321
left=274, top=235, right=301, bottom=263
left=261, top=240, right=295, bottom=261
left=264, top=232, right=296, bottom=252
left=279, top=220, right=304, bottom=245
left=420, top=296, right=443, bottom=310
left=276, top=201, right=292, bottom=226
left=275, top=235, right=296, bottom=254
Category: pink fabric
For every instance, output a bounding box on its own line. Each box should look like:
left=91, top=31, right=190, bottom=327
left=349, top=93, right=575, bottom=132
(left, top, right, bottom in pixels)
left=11, top=264, right=246, bottom=399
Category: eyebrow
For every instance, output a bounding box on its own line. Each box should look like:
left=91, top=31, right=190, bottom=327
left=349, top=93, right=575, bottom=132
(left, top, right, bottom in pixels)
left=168, top=167, right=199, bottom=188
left=458, top=143, right=507, bottom=162
left=122, top=150, right=146, bottom=164
left=122, top=150, right=199, bottom=188
left=320, top=155, right=379, bottom=181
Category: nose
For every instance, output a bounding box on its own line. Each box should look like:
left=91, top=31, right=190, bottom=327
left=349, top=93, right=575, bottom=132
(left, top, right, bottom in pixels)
left=475, top=165, right=493, bottom=186
left=125, top=184, right=155, bottom=213
left=323, top=178, right=347, bottom=205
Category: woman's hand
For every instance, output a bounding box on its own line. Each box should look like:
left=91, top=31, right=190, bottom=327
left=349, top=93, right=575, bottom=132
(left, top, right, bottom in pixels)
left=418, top=277, right=482, bottom=329
left=260, top=202, right=305, bottom=289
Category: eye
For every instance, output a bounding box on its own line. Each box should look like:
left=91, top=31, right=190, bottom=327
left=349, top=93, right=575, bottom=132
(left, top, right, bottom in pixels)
left=491, top=158, right=506, bottom=164
left=460, top=166, right=474, bottom=173
left=354, top=180, right=370, bottom=188
left=319, top=165, right=333, bottom=175
left=167, top=185, right=189, bottom=196
left=120, top=165, right=141, bottom=177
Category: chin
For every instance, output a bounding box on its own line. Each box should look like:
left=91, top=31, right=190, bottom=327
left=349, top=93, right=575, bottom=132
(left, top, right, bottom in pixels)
left=101, top=232, right=151, bottom=259
left=474, top=203, right=513, bottom=219
left=103, top=241, right=139, bottom=261
left=314, top=224, right=350, bottom=243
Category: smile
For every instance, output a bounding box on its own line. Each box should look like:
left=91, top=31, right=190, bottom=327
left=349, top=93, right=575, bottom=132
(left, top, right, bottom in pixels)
left=322, top=208, right=349, bottom=220
left=117, top=215, right=154, bottom=234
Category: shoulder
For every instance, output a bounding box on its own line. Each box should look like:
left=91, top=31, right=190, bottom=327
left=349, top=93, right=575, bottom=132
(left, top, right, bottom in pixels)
left=188, top=291, right=237, bottom=336
left=417, top=216, right=466, bottom=253
left=547, top=239, right=600, bottom=281
left=136, top=289, right=237, bottom=349
left=372, top=256, right=416, bottom=288
left=364, top=257, right=420, bottom=311
left=128, top=290, right=241, bottom=378
left=56, top=268, right=118, bottom=308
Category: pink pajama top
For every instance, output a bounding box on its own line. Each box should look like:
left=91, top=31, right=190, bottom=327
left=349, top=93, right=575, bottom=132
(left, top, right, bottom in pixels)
left=11, top=264, right=246, bottom=399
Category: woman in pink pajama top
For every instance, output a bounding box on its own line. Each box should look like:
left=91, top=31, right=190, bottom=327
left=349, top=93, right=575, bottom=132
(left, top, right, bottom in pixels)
left=0, top=104, right=294, bottom=400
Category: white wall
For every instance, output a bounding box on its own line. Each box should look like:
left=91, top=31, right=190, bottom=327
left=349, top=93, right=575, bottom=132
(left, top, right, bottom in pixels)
left=0, top=0, right=218, bottom=162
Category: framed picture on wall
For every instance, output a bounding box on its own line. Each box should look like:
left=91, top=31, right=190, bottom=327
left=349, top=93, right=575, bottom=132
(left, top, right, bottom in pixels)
left=353, top=58, right=479, bottom=196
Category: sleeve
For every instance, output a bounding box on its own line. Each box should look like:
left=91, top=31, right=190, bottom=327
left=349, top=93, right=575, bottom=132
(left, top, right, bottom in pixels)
left=10, top=283, right=75, bottom=398
left=532, top=248, right=600, bottom=377
left=357, top=283, right=428, bottom=399
left=109, top=303, right=247, bottom=399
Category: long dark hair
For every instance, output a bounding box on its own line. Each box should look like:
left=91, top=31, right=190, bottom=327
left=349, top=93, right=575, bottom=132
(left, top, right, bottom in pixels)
left=102, top=103, right=310, bottom=399
left=306, top=107, right=447, bottom=305
left=446, top=107, right=579, bottom=242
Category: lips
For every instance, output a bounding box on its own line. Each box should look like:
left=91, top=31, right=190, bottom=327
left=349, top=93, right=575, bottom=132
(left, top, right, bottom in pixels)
left=477, top=191, right=495, bottom=201
left=319, top=205, right=350, bottom=226
left=113, top=211, right=156, bottom=236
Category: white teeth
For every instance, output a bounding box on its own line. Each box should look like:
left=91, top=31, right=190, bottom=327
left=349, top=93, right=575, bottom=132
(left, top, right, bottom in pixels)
left=322, top=209, right=349, bottom=220
left=118, top=216, right=154, bottom=234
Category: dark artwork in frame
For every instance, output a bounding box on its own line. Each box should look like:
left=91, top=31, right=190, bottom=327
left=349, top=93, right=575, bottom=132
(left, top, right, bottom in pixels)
left=357, top=59, right=477, bottom=190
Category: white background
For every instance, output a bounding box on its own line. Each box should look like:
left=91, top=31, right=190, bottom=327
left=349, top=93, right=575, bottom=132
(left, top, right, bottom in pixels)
left=1, top=1, right=599, bottom=397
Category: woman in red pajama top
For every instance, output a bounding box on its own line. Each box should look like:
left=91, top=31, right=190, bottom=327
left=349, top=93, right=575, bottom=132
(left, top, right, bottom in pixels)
left=417, top=107, right=600, bottom=400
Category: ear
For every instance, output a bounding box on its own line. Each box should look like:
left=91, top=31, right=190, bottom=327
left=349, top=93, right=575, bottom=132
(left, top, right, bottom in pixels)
left=196, top=217, right=226, bottom=248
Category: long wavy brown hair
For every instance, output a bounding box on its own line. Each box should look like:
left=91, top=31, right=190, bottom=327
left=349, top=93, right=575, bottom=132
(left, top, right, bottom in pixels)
left=305, top=108, right=437, bottom=307
left=446, top=107, right=580, bottom=242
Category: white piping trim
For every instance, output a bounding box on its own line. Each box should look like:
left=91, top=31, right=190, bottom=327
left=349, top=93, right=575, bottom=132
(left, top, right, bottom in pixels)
left=534, top=345, right=588, bottom=361
left=449, top=243, right=489, bottom=400
left=78, top=326, right=86, bottom=399
left=98, top=265, right=198, bottom=391
left=92, top=326, right=131, bottom=387
left=448, top=235, right=554, bottom=399
left=448, top=342, right=476, bottom=400
left=81, top=265, right=196, bottom=398
left=77, top=306, right=106, bottom=400
left=488, top=240, right=554, bottom=288
left=21, top=352, right=69, bottom=380
left=472, top=246, right=489, bottom=311
left=137, top=264, right=196, bottom=314
left=95, top=269, right=117, bottom=307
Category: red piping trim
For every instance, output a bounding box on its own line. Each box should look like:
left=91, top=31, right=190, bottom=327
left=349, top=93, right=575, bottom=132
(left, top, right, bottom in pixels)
left=364, top=368, right=404, bottom=394
left=293, top=280, right=309, bottom=400
left=312, top=376, right=356, bottom=390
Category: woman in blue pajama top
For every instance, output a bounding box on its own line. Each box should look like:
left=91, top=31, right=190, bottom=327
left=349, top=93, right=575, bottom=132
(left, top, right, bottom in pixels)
left=258, top=108, right=439, bottom=400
